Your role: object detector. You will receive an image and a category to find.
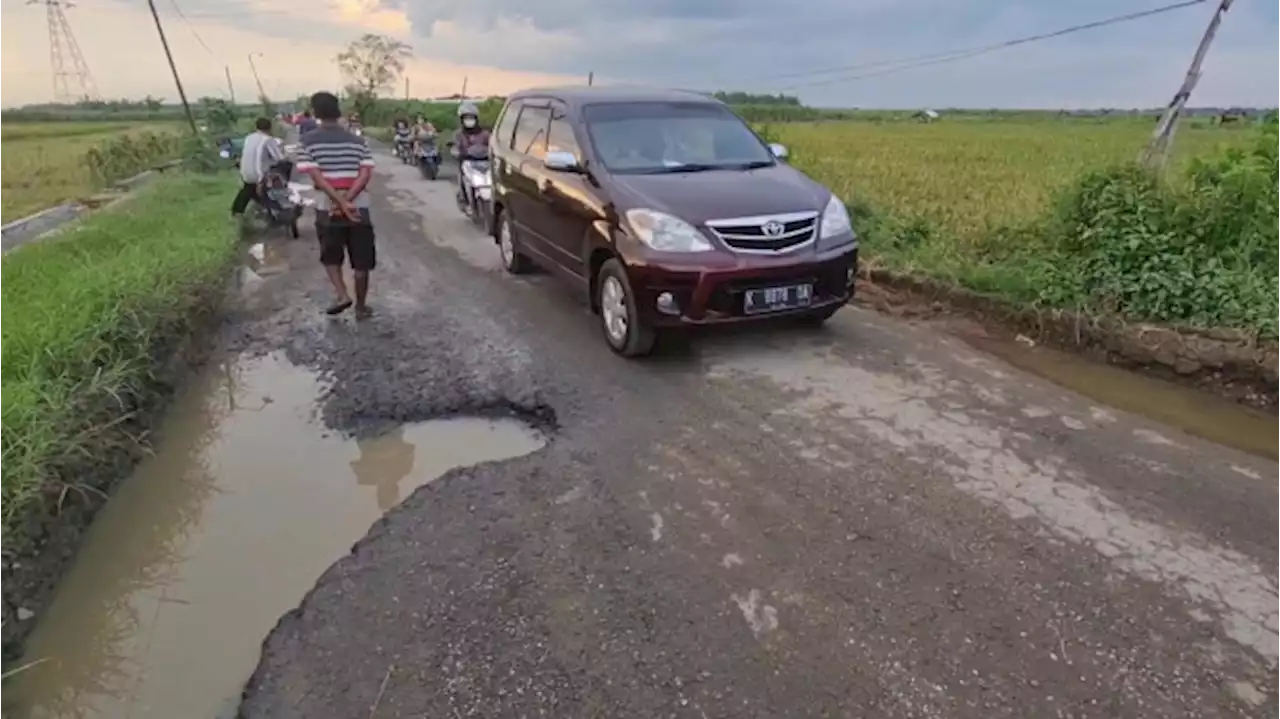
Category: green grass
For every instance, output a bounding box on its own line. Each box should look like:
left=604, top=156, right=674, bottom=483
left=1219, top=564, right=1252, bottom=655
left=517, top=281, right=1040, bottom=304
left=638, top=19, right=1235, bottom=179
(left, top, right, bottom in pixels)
left=1, top=121, right=182, bottom=223
left=1, top=173, right=240, bottom=543
left=777, top=120, right=1251, bottom=245
left=775, top=119, right=1276, bottom=336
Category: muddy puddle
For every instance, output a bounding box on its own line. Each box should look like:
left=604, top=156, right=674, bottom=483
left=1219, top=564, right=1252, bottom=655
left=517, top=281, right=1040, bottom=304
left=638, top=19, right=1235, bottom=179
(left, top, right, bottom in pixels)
left=4, top=354, right=546, bottom=719
left=958, top=333, right=1278, bottom=461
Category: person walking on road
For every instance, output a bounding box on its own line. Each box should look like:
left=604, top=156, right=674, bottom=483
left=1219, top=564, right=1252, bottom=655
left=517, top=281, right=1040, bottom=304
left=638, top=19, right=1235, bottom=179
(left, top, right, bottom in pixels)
left=294, top=91, right=378, bottom=318
left=230, top=117, right=284, bottom=217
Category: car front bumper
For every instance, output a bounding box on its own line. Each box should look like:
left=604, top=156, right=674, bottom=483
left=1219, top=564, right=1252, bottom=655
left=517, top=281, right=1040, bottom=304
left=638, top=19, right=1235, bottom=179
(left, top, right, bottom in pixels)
left=629, top=245, right=859, bottom=327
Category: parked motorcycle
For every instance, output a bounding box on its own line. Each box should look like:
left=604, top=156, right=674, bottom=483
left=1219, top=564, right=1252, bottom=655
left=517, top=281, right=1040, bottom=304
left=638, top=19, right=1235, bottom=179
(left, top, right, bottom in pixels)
left=452, top=142, right=492, bottom=230
left=416, top=136, right=441, bottom=180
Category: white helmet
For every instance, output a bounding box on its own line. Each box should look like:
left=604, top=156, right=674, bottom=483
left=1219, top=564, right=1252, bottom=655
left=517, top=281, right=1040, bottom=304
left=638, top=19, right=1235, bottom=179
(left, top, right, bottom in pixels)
left=457, top=101, right=479, bottom=119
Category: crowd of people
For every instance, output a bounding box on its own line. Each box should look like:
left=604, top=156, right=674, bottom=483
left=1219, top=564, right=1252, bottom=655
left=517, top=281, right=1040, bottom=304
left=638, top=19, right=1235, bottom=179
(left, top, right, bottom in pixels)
left=230, top=94, right=494, bottom=321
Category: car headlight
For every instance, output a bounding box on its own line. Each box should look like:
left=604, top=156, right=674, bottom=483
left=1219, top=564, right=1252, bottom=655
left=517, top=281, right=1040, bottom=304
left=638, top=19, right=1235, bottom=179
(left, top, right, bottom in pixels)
left=819, top=194, right=853, bottom=240
left=625, top=209, right=713, bottom=253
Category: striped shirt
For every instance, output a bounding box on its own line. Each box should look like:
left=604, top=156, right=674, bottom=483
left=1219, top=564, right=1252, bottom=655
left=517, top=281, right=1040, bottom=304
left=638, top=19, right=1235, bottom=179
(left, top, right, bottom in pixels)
left=296, top=124, right=375, bottom=211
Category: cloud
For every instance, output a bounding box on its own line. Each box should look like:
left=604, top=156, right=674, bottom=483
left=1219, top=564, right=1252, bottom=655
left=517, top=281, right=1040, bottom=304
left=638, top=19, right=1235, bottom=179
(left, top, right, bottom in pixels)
left=2, top=0, right=1275, bottom=108
left=0, top=0, right=577, bottom=106
left=384, top=0, right=1278, bottom=108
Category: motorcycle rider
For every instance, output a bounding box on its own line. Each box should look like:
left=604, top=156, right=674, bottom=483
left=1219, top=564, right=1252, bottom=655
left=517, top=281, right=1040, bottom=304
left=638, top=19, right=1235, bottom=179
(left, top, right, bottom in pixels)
left=392, top=116, right=412, bottom=159
left=451, top=101, right=491, bottom=209
left=411, top=114, right=437, bottom=158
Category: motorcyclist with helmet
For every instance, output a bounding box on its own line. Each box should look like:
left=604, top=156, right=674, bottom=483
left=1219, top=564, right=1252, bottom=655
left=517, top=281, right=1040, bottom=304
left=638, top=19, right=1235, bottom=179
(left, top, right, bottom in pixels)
left=451, top=102, right=491, bottom=209
left=392, top=116, right=412, bottom=160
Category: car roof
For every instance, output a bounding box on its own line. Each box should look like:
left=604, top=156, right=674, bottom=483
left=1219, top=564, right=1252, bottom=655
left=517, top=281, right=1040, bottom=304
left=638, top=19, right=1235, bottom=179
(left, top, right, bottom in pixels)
left=506, top=85, right=723, bottom=109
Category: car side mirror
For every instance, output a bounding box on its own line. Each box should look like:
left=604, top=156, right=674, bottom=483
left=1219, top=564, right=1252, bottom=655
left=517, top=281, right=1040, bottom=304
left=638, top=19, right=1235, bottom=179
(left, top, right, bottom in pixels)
left=768, top=143, right=789, bottom=160
left=543, top=150, right=581, bottom=172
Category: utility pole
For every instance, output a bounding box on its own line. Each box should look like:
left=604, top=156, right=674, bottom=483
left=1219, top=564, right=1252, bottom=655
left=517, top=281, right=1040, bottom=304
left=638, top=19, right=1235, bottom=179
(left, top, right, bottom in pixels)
left=587, top=71, right=594, bottom=87
left=224, top=65, right=236, bottom=103
left=404, top=77, right=409, bottom=100
left=459, top=75, right=468, bottom=98
left=146, top=0, right=196, bottom=133
left=1141, top=0, right=1233, bottom=169
left=247, top=52, right=267, bottom=102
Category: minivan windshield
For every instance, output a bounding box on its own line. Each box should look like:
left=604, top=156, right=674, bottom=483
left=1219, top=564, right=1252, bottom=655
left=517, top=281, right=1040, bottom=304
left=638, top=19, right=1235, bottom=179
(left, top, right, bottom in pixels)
left=583, top=102, right=775, bottom=175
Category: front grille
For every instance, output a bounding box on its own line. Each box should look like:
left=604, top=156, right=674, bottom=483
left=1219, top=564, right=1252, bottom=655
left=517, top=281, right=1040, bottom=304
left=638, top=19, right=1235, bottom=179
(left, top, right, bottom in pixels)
left=705, top=211, right=818, bottom=254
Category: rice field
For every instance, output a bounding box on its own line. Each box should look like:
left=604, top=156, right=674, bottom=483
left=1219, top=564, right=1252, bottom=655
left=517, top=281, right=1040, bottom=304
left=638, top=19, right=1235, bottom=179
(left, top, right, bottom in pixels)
left=1, top=121, right=180, bottom=223
left=776, top=119, right=1250, bottom=246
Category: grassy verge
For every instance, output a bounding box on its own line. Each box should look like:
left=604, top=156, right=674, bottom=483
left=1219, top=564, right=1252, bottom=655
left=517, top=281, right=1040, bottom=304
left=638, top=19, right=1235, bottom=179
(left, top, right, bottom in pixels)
left=1, top=121, right=182, bottom=223
left=781, top=122, right=1277, bottom=340
left=1, top=173, right=241, bottom=546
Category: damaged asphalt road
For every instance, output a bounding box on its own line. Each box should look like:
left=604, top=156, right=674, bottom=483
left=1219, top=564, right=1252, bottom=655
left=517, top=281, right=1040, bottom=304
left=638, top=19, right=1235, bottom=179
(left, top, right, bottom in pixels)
left=234, top=154, right=1278, bottom=718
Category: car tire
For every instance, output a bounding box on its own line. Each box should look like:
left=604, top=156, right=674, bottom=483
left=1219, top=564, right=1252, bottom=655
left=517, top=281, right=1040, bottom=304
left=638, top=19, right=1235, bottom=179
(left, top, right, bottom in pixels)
left=496, top=211, right=531, bottom=275
left=799, top=305, right=841, bottom=327
left=597, top=258, right=657, bottom=358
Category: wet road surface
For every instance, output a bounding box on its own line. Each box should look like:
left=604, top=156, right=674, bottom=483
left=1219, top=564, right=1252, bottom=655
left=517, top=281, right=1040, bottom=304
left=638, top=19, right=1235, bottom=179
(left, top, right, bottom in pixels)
left=237, top=153, right=1277, bottom=717
left=13, top=149, right=1278, bottom=718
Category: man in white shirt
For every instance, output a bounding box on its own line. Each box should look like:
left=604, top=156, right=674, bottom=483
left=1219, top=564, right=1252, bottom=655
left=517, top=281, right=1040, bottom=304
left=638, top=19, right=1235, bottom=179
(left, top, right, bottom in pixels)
left=231, top=117, right=285, bottom=216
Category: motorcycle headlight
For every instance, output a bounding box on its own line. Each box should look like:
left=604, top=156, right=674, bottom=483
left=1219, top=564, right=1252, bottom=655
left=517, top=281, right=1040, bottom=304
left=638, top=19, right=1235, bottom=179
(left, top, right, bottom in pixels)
left=624, top=209, right=713, bottom=253
left=818, top=194, right=853, bottom=240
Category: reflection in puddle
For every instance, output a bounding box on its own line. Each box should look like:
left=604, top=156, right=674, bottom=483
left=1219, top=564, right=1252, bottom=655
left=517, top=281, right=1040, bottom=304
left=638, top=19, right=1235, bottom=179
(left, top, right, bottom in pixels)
left=5, top=354, right=546, bottom=719
left=957, top=333, right=1278, bottom=461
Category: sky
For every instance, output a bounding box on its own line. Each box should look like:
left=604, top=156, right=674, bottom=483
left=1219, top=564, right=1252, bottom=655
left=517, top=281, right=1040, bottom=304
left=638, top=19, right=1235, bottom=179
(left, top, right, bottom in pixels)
left=1, top=0, right=1276, bottom=109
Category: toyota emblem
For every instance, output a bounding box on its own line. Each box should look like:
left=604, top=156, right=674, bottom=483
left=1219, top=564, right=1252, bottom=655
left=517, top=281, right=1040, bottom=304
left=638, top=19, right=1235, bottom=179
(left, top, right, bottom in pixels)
left=762, top=220, right=785, bottom=237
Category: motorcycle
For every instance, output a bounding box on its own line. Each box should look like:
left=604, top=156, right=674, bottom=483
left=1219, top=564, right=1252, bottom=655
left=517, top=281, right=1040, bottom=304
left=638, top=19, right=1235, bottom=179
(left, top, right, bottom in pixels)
left=217, top=136, right=243, bottom=162
left=452, top=142, right=492, bottom=231
left=416, top=135, right=441, bottom=180
left=394, top=134, right=414, bottom=164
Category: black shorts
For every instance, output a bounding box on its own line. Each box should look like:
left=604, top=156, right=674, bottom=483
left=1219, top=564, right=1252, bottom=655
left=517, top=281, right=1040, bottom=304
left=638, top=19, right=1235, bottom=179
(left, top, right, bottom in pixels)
left=316, top=208, right=376, bottom=271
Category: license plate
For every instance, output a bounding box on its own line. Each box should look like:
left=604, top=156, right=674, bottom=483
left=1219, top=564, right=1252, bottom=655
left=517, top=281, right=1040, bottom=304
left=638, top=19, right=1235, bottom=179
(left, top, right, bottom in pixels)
left=743, top=283, right=813, bottom=315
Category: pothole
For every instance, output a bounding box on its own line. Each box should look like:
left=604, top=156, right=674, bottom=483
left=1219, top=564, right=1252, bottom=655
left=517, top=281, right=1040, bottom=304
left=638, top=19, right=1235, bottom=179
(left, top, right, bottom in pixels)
left=4, top=353, right=546, bottom=719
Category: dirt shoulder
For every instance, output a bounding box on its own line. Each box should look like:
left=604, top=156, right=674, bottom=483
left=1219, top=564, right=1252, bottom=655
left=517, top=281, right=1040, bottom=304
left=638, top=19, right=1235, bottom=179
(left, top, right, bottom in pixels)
left=855, top=267, right=1278, bottom=413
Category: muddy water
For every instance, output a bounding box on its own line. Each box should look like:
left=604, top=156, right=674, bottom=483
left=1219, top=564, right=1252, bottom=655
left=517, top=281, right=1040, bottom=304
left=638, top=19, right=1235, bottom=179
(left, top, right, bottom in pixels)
left=4, top=354, right=546, bottom=719
left=959, top=333, right=1278, bottom=461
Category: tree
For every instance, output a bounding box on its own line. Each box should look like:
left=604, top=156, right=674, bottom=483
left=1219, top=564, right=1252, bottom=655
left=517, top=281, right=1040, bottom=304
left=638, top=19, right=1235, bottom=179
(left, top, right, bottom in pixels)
left=336, top=33, right=412, bottom=96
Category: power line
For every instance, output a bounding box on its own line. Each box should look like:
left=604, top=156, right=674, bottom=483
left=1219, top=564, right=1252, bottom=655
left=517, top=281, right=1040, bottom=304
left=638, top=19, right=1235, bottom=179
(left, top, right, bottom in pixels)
left=167, top=0, right=218, bottom=59
left=749, top=0, right=1208, bottom=91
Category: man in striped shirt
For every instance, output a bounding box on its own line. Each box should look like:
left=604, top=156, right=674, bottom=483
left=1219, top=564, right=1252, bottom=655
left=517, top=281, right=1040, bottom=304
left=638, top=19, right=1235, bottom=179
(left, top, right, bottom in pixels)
left=296, top=91, right=377, bottom=317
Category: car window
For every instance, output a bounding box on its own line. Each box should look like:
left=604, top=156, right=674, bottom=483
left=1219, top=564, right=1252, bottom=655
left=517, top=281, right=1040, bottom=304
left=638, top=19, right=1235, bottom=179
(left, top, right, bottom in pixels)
left=512, top=105, right=550, bottom=160
left=583, top=102, right=774, bottom=174
left=494, top=101, right=522, bottom=149
left=547, top=104, right=580, bottom=159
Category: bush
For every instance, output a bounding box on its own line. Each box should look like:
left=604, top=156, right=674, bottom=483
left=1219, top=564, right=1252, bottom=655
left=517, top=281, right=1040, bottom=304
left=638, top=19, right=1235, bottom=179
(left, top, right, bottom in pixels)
left=84, top=131, right=181, bottom=184
left=1033, top=126, right=1278, bottom=335
left=0, top=174, right=241, bottom=541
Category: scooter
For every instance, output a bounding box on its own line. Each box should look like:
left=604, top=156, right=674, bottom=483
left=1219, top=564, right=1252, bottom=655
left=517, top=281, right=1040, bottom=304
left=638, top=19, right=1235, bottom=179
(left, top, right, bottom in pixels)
left=396, top=136, right=415, bottom=165
left=417, top=136, right=441, bottom=180
left=451, top=142, right=492, bottom=231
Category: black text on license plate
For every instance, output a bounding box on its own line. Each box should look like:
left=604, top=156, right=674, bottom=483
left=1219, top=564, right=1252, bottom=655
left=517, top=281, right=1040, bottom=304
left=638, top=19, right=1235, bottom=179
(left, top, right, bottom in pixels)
left=743, top=283, right=813, bottom=314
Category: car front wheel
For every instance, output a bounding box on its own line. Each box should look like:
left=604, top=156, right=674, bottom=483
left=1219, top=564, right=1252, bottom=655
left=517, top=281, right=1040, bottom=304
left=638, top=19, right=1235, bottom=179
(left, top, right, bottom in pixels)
left=597, top=258, right=656, bottom=357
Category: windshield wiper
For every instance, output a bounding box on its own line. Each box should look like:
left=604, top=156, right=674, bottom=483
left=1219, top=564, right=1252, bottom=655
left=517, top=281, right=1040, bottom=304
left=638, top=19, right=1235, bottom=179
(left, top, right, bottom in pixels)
left=651, top=162, right=718, bottom=174
left=729, top=160, right=774, bottom=170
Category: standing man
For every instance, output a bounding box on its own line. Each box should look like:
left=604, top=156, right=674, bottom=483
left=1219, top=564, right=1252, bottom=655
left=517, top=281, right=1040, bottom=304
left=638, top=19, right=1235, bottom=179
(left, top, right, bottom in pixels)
left=294, top=91, right=377, bottom=318
left=231, top=117, right=284, bottom=217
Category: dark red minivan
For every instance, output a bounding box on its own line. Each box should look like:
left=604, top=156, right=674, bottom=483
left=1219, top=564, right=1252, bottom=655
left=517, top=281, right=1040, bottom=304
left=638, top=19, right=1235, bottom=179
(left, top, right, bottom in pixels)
left=488, top=86, right=859, bottom=357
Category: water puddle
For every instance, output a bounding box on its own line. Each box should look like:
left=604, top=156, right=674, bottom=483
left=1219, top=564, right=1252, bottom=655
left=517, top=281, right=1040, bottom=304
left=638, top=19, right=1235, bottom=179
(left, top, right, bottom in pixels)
left=958, top=333, right=1278, bottom=461
left=4, top=354, right=546, bottom=719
